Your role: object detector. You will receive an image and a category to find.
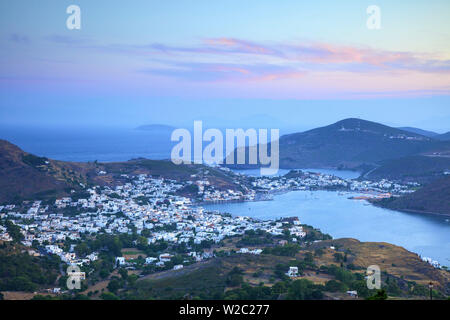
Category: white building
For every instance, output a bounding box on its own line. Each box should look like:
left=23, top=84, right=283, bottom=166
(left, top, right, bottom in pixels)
left=115, top=257, right=126, bottom=267
left=286, top=267, right=299, bottom=278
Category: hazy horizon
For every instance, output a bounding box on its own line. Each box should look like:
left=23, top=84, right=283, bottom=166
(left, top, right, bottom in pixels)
left=1, top=98, right=449, bottom=134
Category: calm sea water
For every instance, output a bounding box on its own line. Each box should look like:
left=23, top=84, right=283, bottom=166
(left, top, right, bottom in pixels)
left=0, top=126, right=175, bottom=162
left=204, top=190, right=450, bottom=266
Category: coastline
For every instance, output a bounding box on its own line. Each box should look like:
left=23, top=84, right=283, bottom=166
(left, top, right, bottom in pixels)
left=370, top=201, right=450, bottom=218
left=201, top=188, right=450, bottom=267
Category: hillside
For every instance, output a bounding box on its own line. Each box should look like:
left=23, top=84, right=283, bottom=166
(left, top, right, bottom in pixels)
left=436, top=132, right=450, bottom=141
left=397, top=127, right=438, bottom=138
left=123, top=238, right=449, bottom=300
left=277, top=118, right=446, bottom=169
left=308, top=238, right=450, bottom=290
left=0, top=139, right=93, bottom=203
left=0, top=139, right=242, bottom=204
left=94, top=158, right=244, bottom=194
left=364, top=155, right=450, bottom=183
left=374, top=176, right=450, bottom=216
left=0, top=241, right=60, bottom=293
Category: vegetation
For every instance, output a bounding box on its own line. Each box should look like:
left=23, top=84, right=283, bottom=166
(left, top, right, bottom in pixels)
left=236, top=229, right=274, bottom=247
left=21, top=154, right=48, bottom=167
left=3, top=220, right=24, bottom=243
left=263, top=244, right=301, bottom=257
left=375, top=175, right=450, bottom=215
left=0, top=243, right=59, bottom=292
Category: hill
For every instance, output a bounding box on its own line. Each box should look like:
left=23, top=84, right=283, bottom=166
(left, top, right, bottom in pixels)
left=436, top=132, right=450, bottom=141
left=94, top=158, right=244, bottom=194
left=0, top=241, right=60, bottom=293
left=0, top=140, right=242, bottom=204
left=277, top=118, right=446, bottom=169
left=123, top=238, right=449, bottom=300
left=397, top=127, right=439, bottom=138
left=0, top=139, right=93, bottom=203
left=364, top=155, right=450, bottom=183
left=373, top=176, right=450, bottom=216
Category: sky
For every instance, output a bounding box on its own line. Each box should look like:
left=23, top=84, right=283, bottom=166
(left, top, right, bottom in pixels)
left=1, top=0, right=450, bottom=132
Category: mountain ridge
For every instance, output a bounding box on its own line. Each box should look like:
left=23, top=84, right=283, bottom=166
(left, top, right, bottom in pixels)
left=0, top=139, right=242, bottom=204
left=277, top=118, right=446, bottom=169
left=397, top=127, right=439, bottom=138
left=435, top=131, right=450, bottom=141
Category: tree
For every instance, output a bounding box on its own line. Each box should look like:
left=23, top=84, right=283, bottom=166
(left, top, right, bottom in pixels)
left=367, top=289, right=388, bottom=300
left=304, top=252, right=314, bottom=264
left=287, top=279, right=323, bottom=300
left=137, top=236, right=148, bottom=250
left=101, top=292, right=119, bottom=300
left=75, top=242, right=90, bottom=257
left=118, top=268, right=128, bottom=280
left=226, top=267, right=244, bottom=287
left=127, top=274, right=138, bottom=287
left=101, top=270, right=111, bottom=281
left=107, top=279, right=122, bottom=294
left=272, top=282, right=287, bottom=295
left=4, top=220, right=24, bottom=243
left=325, top=280, right=348, bottom=292
left=333, top=252, right=344, bottom=263
left=141, top=229, right=151, bottom=238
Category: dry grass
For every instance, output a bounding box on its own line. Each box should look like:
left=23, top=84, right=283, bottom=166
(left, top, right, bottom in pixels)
left=1, top=291, right=57, bottom=300
left=309, top=238, right=450, bottom=288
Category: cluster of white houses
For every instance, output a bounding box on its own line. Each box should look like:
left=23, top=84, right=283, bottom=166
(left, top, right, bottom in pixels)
left=0, top=169, right=422, bottom=271
left=421, top=256, right=441, bottom=269
left=0, top=173, right=306, bottom=268
left=250, top=170, right=418, bottom=196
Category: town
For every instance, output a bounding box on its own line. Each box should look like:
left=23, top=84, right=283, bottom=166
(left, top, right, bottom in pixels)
left=0, top=167, right=434, bottom=296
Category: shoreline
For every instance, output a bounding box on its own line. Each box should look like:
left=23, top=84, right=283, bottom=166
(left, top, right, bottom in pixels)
left=199, top=188, right=449, bottom=267
left=370, top=202, right=450, bottom=218
left=201, top=188, right=450, bottom=218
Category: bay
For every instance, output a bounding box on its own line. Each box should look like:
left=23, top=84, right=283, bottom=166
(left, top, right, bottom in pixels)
left=204, top=190, right=450, bottom=266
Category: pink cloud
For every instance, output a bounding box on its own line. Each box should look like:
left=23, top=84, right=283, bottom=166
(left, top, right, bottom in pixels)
left=203, top=38, right=276, bottom=55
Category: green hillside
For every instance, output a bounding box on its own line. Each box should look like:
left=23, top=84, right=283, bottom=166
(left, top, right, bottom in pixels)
left=374, top=176, right=450, bottom=216
left=365, top=155, right=450, bottom=183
